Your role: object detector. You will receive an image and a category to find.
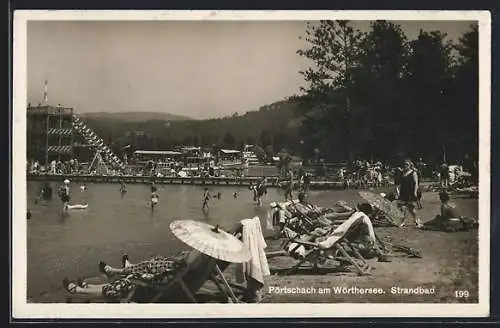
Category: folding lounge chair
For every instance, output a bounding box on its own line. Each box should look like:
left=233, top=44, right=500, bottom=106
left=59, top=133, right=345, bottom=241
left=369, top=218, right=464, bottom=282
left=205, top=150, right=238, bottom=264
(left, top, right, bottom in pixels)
left=129, top=250, right=246, bottom=303
left=286, top=201, right=356, bottom=233
left=277, top=212, right=374, bottom=276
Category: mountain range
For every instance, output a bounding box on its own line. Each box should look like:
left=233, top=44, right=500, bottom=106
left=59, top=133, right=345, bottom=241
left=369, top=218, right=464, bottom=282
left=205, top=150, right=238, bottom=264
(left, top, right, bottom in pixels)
left=79, top=111, right=193, bottom=122
left=81, top=98, right=303, bottom=151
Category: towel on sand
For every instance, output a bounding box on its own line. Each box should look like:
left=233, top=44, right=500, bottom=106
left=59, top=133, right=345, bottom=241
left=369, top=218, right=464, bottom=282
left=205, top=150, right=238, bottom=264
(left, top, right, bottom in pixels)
left=235, top=217, right=270, bottom=285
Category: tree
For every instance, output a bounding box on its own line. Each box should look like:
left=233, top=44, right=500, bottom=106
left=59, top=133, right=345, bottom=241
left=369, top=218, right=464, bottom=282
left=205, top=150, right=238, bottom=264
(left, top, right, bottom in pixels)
left=403, top=29, right=455, bottom=161
left=222, top=132, right=236, bottom=149
left=265, top=145, right=275, bottom=162
left=296, top=20, right=365, bottom=162
left=350, top=20, right=411, bottom=159
left=450, top=24, right=479, bottom=161
left=259, top=130, right=272, bottom=148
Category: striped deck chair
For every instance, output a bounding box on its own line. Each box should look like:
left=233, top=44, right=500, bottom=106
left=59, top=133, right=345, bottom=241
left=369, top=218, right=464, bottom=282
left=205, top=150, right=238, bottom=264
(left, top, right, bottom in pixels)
left=66, top=250, right=246, bottom=304
left=66, top=224, right=250, bottom=304
left=275, top=211, right=376, bottom=276
left=124, top=250, right=247, bottom=303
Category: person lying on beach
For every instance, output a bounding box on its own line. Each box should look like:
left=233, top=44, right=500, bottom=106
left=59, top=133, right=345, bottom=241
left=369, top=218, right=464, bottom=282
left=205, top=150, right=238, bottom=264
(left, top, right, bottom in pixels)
left=419, top=191, right=478, bottom=232
left=289, top=193, right=356, bottom=224
left=62, top=253, right=189, bottom=301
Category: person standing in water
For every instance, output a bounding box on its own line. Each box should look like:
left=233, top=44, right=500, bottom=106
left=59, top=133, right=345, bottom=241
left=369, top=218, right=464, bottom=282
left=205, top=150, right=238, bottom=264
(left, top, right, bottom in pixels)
left=58, top=179, right=71, bottom=211
left=202, top=188, right=211, bottom=210
left=150, top=190, right=159, bottom=210
left=255, top=178, right=267, bottom=206
left=150, top=182, right=157, bottom=193
left=119, top=181, right=127, bottom=193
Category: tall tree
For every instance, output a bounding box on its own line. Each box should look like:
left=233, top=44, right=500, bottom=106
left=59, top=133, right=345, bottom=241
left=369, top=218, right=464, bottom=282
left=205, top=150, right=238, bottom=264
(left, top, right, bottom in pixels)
left=222, top=132, right=236, bottom=149
left=296, top=20, right=364, bottom=162
left=259, top=130, right=272, bottom=148
left=450, top=24, right=479, bottom=162
left=403, top=29, right=455, bottom=161
left=350, top=20, right=410, bottom=159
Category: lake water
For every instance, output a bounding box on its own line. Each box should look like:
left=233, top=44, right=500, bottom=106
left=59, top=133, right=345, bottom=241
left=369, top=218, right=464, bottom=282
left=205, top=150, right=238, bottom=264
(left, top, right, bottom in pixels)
left=26, top=181, right=372, bottom=302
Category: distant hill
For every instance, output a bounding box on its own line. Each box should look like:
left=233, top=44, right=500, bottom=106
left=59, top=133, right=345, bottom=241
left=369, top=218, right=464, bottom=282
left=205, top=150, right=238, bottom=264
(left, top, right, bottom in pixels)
left=80, top=111, right=193, bottom=123
left=81, top=99, right=304, bottom=152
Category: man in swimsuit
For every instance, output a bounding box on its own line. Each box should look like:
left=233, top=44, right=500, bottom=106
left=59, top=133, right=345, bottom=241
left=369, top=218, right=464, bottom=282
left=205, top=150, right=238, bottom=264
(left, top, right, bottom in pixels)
left=59, top=179, right=71, bottom=210
left=254, top=178, right=267, bottom=206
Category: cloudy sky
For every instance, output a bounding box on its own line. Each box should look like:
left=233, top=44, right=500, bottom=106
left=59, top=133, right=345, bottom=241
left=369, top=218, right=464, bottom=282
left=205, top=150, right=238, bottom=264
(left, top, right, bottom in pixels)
left=27, top=20, right=475, bottom=119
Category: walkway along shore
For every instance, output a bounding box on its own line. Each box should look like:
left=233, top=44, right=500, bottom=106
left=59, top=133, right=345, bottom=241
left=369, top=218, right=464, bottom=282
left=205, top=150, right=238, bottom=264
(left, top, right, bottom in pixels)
left=26, top=173, right=346, bottom=190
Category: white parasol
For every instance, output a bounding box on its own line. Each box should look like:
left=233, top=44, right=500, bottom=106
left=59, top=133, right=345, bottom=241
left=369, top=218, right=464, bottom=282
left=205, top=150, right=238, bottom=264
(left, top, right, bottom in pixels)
left=358, top=191, right=405, bottom=227
left=170, top=220, right=250, bottom=263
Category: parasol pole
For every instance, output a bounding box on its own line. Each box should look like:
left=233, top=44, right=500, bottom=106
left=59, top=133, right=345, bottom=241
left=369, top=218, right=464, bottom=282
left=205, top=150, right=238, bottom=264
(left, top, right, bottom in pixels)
left=214, top=264, right=239, bottom=303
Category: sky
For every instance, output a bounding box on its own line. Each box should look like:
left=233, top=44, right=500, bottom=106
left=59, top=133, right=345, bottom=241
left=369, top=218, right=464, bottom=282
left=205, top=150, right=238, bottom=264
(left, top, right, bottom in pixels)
left=27, top=20, right=476, bottom=119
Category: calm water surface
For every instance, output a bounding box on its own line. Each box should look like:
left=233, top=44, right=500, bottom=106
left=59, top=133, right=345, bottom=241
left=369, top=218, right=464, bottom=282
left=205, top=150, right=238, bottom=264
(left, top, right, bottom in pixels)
left=26, top=181, right=366, bottom=301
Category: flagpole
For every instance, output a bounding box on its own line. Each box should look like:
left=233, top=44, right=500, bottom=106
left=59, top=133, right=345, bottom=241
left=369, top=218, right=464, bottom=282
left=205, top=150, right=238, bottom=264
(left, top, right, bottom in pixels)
left=44, top=80, right=48, bottom=105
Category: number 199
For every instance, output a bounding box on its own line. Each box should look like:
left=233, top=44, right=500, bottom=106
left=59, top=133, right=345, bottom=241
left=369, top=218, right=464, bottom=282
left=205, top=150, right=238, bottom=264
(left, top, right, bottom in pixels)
left=455, top=290, right=469, bottom=298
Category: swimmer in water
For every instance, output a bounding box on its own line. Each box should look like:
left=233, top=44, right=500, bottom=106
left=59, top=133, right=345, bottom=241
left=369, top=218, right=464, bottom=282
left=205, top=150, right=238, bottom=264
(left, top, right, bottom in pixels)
left=202, top=188, right=210, bottom=210
left=233, top=192, right=238, bottom=198
left=80, top=184, right=87, bottom=191
left=119, top=181, right=127, bottom=193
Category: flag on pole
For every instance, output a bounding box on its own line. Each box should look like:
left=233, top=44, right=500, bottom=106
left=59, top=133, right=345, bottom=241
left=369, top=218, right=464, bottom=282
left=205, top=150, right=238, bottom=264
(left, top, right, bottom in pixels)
left=44, top=80, right=48, bottom=104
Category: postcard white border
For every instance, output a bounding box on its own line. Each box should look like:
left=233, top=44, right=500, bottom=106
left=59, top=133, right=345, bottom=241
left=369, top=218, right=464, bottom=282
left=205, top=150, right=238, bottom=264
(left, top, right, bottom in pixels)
left=12, top=10, right=491, bottom=319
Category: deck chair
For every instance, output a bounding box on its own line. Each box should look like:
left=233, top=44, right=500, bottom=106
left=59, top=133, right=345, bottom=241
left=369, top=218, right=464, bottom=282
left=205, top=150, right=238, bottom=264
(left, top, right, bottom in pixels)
left=127, top=250, right=246, bottom=303
left=285, top=200, right=357, bottom=233
left=276, top=211, right=375, bottom=276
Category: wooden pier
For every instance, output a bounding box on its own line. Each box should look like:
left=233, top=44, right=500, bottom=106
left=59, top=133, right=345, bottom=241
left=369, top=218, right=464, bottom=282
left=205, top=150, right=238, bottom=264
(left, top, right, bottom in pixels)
left=26, top=173, right=345, bottom=190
